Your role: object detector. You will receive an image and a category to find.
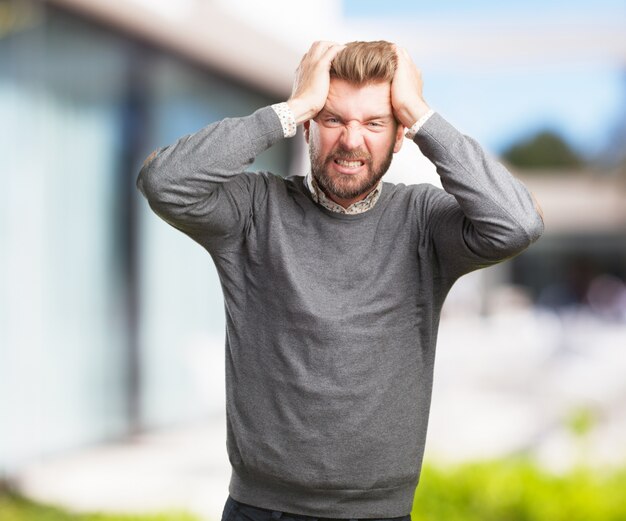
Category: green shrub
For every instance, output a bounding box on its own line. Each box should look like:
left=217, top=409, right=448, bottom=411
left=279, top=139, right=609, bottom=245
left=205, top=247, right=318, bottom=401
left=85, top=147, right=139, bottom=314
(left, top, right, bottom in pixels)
left=413, top=459, right=626, bottom=521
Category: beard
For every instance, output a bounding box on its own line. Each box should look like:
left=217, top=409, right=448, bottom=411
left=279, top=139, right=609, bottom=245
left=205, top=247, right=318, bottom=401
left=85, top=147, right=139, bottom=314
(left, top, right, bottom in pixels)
left=309, top=141, right=395, bottom=202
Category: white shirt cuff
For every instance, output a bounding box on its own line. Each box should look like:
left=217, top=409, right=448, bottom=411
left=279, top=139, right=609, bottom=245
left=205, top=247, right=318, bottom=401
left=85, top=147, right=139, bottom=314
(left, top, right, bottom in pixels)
left=271, top=102, right=297, bottom=138
left=405, top=109, right=435, bottom=140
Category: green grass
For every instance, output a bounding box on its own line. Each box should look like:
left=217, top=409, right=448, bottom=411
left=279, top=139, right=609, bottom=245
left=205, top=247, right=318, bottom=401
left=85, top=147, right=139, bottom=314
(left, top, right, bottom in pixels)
left=0, top=490, right=200, bottom=521
left=413, top=459, right=626, bottom=521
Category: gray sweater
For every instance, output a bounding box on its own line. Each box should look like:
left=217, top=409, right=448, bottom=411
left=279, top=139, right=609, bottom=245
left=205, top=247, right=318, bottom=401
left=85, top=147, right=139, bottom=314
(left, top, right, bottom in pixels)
left=137, top=107, right=544, bottom=518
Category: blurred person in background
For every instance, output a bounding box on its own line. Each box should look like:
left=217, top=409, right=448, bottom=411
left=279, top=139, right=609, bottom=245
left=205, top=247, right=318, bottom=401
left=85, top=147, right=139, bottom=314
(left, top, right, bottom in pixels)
left=137, top=40, right=544, bottom=521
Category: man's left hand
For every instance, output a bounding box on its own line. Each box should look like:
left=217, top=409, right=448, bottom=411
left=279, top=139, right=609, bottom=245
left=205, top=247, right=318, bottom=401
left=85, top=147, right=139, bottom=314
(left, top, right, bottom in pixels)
left=391, top=46, right=431, bottom=129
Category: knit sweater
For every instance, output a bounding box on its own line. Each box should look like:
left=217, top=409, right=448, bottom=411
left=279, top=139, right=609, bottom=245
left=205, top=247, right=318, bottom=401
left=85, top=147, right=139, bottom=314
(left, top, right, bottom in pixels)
left=137, top=106, right=544, bottom=518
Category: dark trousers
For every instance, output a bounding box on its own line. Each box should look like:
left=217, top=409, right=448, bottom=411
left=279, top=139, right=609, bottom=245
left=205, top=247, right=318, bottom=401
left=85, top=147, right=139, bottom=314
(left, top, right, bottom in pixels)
left=221, top=496, right=412, bottom=521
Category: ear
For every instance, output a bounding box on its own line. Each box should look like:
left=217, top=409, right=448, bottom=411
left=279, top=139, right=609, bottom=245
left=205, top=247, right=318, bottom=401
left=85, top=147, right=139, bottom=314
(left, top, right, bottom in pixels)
left=393, top=124, right=404, bottom=153
left=303, top=120, right=311, bottom=143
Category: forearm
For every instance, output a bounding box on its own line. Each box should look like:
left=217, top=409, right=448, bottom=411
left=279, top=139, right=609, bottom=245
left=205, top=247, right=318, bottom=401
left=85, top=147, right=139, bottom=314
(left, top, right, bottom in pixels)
left=136, top=106, right=284, bottom=235
left=415, top=113, right=544, bottom=260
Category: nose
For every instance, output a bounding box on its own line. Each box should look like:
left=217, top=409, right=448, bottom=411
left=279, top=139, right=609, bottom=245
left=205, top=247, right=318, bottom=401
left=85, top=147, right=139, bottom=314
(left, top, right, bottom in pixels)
left=339, top=123, right=365, bottom=150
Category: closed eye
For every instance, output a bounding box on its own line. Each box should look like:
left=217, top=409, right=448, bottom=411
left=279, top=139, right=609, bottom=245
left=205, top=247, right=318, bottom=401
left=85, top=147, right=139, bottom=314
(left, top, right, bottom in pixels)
left=321, top=116, right=343, bottom=127
left=367, top=121, right=389, bottom=131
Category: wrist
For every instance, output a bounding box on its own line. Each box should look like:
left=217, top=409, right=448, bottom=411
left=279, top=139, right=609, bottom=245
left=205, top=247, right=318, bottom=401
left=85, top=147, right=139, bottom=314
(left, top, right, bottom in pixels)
left=287, top=98, right=320, bottom=124
left=404, top=109, right=435, bottom=140
left=396, top=99, right=431, bottom=129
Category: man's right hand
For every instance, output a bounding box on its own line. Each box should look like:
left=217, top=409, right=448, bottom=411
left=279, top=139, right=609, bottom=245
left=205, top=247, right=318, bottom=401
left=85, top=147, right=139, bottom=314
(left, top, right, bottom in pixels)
left=287, top=41, right=345, bottom=125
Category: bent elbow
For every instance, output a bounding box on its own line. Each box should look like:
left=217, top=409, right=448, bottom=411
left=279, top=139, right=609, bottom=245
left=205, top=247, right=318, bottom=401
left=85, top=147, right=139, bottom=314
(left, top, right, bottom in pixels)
left=527, top=209, right=545, bottom=244
left=477, top=214, right=544, bottom=262
left=136, top=149, right=167, bottom=204
left=506, top=200, right=545, bottom=253
left=503, top=211, right=545, bottom=258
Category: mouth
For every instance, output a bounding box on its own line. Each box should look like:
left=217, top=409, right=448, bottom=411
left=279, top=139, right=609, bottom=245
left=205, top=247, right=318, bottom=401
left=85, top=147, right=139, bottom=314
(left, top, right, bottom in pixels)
left=334, top=158, right=364, bottom=167
left=332, top=157, right=367, bottom=174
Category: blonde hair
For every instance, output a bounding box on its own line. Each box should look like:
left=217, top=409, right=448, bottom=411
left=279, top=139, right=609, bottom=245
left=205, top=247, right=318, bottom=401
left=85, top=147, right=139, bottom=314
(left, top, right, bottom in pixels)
left=330, top=40, right=397, bottom=84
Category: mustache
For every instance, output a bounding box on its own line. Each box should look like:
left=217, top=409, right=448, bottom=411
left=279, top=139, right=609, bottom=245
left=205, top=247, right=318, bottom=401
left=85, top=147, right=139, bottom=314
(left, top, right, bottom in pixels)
left=328, top=148, right=372, bottom=162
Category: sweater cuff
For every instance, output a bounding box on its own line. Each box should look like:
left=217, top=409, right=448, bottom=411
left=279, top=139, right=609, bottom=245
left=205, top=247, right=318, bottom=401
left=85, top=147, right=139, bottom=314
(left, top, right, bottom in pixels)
left=271, top=102, right=297, bottom=138
left=405, top=109, right=435, bottom=140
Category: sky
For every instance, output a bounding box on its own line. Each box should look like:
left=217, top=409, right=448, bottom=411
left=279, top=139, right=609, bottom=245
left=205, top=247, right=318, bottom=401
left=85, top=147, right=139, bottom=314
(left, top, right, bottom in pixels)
left=341, top=0, right=626, bottom=159
left=133, top=0, right=625, bottom=160
left=342, top=0, right=626, bottom=19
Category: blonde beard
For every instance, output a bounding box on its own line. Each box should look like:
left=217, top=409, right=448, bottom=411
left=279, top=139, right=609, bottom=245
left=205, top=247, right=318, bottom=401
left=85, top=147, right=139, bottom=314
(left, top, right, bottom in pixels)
left=309, top=145, right=394, bottom=201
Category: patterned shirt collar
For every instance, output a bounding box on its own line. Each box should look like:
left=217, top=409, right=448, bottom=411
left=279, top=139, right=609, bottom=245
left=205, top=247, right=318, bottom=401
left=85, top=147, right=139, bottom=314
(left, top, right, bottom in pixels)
left=305, top=172, right=383, bottom=215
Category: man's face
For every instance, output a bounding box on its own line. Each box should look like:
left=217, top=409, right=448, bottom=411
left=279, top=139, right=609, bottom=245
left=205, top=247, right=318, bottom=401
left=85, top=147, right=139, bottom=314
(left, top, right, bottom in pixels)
left=304, top=78, right=404, bottom=207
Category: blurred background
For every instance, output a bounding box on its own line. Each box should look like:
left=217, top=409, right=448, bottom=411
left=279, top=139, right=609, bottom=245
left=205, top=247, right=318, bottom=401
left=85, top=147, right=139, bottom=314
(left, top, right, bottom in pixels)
left=1, top=0, right=625, bottom=519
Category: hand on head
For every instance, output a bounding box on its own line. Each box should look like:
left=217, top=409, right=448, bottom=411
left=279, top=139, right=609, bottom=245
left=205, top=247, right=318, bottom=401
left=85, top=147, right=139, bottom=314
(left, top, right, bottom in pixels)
left=287, top=41, right=346, bottom=124
left=288, top=40, right=431, bottom=129
left=390, top=45, right=431, bottom=129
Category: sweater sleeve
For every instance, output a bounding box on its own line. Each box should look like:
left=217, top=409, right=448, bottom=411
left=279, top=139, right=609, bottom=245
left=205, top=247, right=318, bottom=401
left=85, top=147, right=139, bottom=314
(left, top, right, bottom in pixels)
left=136, top=106, right=285, bottom=246
left=413, top=113, right=544, bottom=280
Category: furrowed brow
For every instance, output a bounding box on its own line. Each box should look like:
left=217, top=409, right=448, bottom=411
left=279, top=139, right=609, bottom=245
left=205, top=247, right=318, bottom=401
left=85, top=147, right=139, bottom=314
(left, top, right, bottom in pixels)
left=318, top=109, right=393, bottom=123
left=318, top=108, right=340, bottom=118
left=366, top=114, right=394, bottom=122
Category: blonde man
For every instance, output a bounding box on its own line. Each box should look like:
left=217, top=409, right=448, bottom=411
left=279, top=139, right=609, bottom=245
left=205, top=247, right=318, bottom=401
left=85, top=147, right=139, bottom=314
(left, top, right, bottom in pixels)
left=138, top=41, right=543, bottom=521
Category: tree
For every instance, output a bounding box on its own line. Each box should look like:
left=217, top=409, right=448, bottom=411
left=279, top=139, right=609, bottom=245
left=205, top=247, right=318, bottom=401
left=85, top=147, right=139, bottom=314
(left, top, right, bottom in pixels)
left=501, top=130, right=584, bottom=170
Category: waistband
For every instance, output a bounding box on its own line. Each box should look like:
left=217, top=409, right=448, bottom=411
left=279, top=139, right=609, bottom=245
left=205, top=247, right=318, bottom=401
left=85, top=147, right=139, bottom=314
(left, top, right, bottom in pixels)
left=228, top=466, right=417, bottom=519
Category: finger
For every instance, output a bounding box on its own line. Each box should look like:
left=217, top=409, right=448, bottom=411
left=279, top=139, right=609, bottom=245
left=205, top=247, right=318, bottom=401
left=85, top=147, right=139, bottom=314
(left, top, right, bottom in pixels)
left=320, top=43, right=346, bottom=64
left=310, top=40, right=336, bottom=57
left=322, top=42, right=345, bottom=54
left=393, top=45, right=410, bottom=64
left=297, top=41, right=333, bottom=69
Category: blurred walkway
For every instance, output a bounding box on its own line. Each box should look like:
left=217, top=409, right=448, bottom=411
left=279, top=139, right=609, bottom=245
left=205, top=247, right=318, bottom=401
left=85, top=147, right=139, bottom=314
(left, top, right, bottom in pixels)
left=428, top=309, right=626, bottom=470
left=15, top=416, right=231, bottom=521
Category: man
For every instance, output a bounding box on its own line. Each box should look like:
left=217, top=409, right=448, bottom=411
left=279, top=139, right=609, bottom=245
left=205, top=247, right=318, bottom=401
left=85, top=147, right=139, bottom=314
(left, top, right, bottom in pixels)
left=137, top=41, right=544, bottom=521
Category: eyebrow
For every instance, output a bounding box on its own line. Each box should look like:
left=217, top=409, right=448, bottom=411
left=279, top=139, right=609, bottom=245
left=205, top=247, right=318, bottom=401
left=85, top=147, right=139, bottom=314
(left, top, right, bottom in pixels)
left=318, top=109, right=394, bottom=122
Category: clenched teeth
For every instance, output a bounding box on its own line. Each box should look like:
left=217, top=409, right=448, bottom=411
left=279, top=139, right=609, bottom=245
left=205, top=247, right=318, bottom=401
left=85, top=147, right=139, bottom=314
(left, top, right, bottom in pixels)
left=335, top=159, right=364, bottom=168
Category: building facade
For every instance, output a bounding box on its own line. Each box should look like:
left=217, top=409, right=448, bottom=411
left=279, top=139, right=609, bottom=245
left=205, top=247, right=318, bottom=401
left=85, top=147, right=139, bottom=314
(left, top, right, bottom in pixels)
left=0, top=0, right=294, bottom=475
